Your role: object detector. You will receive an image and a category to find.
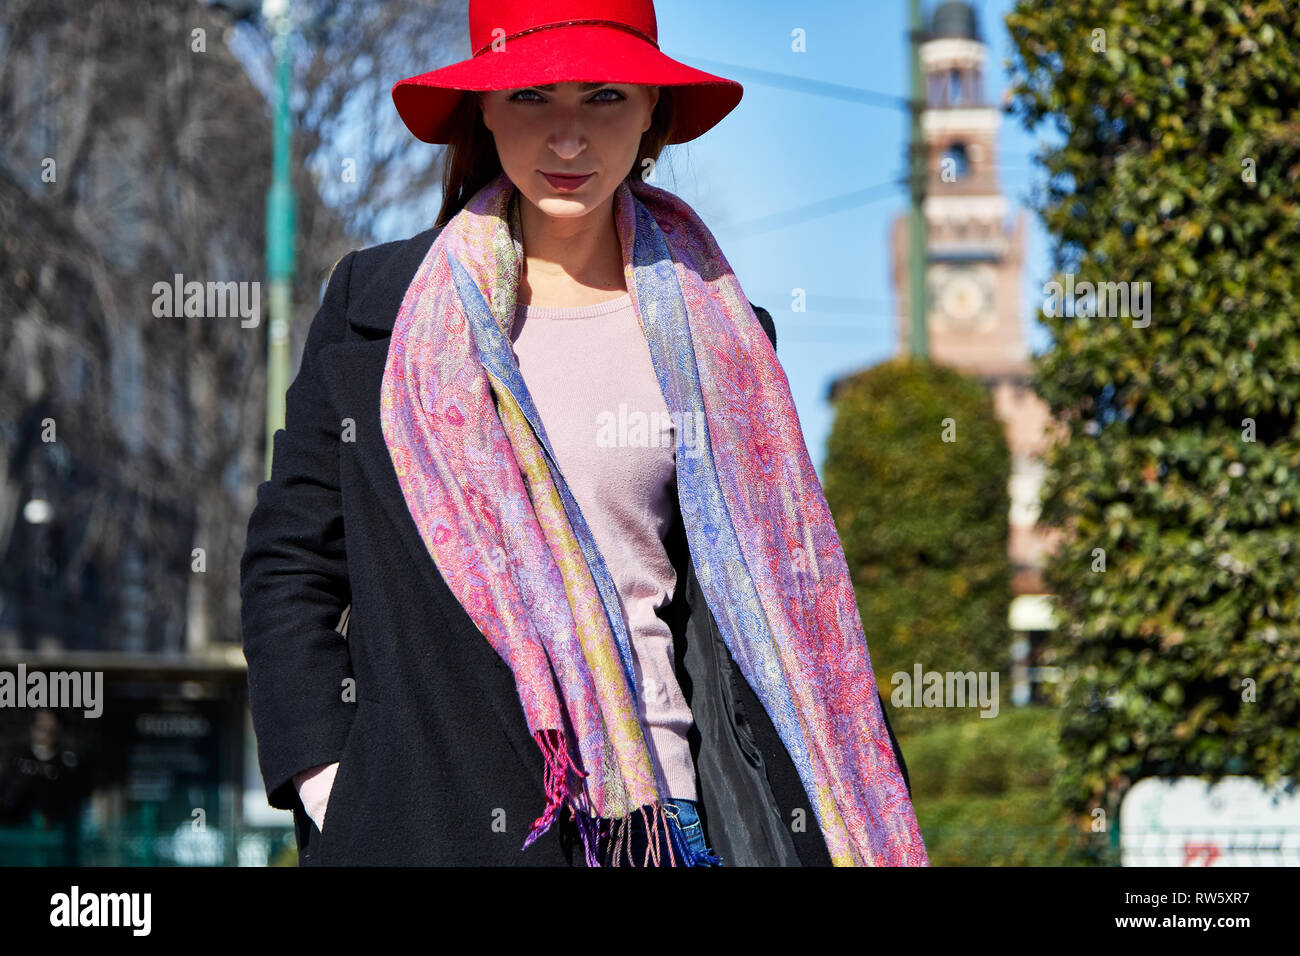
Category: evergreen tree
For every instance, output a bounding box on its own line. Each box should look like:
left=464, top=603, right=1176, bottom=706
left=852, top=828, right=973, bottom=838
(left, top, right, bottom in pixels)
left=1006, top=0, right=1300, bottom=814
left=825, top=358, right=1013, bottom=734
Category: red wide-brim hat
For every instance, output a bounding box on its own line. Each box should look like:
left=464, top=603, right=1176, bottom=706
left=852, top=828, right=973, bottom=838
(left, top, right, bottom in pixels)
left=392, top=0, right=743, bottom=145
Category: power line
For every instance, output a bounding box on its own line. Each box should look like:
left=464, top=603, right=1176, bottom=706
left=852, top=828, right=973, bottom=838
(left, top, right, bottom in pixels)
left=683, top=56, right=909, bottom=111
left=717, top=161, right=1050, bottom=239
left=720, top=179, right=904, bottom=237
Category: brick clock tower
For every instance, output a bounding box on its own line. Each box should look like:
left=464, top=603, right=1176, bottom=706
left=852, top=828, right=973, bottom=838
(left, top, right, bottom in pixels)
left=889, top=1, right=1062, bottom=695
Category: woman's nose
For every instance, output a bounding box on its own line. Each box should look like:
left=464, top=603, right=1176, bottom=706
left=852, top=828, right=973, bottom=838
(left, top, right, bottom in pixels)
left=546, top=108, right=589, bottom=157
left=547, top=129, right=587, bottom=159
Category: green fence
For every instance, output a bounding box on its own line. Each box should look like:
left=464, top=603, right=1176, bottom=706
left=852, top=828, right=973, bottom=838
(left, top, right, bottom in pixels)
left=5, top=821, right=1295, bottom=866
left=8, top=821, right=1111, bottom=866
left=921, top=825, right=1117, bottom=866
left=0, top=822, right=298, bottom=867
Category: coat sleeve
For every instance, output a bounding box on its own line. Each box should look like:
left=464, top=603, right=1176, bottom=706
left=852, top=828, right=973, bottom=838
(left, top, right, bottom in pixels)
left=240, top=251, right=358, bottom=811
left=750, top=302, right=777, bottom=352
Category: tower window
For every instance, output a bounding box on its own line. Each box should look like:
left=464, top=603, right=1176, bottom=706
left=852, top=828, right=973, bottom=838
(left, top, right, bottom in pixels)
left=941, top=142, right=970, bottom=181
left=948, top=69, right=964, bottom=105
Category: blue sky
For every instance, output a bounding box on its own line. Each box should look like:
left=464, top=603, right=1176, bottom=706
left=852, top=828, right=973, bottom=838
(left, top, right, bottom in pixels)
left=644, top=0, right=1054, bottom=476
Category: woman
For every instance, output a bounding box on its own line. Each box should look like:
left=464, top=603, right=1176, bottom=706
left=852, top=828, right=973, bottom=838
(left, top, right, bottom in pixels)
left=240, top=0, right=928, bottom=867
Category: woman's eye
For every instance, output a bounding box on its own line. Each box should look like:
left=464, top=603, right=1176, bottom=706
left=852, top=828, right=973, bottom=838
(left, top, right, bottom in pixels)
left=507, top=89, right=626, bottom=103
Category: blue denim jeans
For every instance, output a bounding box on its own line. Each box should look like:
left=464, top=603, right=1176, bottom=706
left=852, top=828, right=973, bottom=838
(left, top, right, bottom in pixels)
left=625, top=797, right=721, bottom=866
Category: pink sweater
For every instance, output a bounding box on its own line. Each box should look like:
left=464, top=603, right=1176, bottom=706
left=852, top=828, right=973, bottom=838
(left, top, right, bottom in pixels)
left=294, top=291, right=698, bottom=832
left=509, top=292, right=698, bottom=801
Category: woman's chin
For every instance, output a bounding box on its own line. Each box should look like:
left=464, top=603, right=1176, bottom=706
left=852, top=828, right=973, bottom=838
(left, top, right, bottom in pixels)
left=533, top=195, right=598, bottom=218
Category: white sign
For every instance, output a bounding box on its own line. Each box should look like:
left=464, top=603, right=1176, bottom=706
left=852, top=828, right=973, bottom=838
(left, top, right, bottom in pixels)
left=1119, top=776, right=1300, bottom=866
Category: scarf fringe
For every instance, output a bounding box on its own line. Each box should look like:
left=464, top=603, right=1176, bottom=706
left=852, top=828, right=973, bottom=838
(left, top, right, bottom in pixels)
left=521, top=727, right=586, bottom=853
left=521, top=728, right=723, bottom=867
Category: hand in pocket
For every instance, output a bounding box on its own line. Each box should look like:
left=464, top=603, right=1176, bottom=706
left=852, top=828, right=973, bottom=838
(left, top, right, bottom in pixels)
left=294, top=762, right=340, bottom=832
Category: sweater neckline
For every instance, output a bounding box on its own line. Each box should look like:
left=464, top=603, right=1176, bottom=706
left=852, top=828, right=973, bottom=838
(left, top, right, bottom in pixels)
left=515, top=293, right=632, bottom=320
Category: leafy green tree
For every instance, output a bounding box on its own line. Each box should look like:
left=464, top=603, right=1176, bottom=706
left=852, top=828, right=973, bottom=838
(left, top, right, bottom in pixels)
left=824, top=357, right=1013, bottom=733
left=1005, top=0, right=1300, bottom=816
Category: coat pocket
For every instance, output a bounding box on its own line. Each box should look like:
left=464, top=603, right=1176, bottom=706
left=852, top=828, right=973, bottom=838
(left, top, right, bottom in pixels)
left=312, top=701, right=367, bottom=865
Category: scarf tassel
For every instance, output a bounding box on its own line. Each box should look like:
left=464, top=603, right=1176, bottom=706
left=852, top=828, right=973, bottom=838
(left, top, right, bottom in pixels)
left=521, top=728, right=723, bottom=867
left=521, top=727, right=587, bottom=854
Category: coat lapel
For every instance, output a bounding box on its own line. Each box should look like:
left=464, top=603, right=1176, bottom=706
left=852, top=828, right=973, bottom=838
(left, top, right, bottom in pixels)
left=316, top=227, right=443, bottom=583
left=319, top=336, right=434, bottom=571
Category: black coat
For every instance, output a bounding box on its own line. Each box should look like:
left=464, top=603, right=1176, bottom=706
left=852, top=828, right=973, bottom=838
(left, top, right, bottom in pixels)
left=239, top=224, right=910, bottom=866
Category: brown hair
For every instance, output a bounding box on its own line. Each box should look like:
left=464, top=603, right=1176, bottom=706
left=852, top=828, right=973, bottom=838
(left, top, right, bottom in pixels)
left=432, top=86, right=676, bottom=228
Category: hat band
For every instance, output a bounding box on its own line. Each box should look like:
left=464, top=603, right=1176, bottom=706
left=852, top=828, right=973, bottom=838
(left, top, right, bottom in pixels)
left=471, top=19, right=659, bottom=57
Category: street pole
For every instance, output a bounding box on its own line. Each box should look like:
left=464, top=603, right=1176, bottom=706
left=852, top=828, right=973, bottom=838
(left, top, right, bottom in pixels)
left=264, top=0, right=295, bottom=479
left=908, top=0, right=929, bottom=360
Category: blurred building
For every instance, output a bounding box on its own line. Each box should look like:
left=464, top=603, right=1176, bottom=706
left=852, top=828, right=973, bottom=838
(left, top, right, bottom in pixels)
left=0, top=1, right=295, bottom=864
left=834, top=1, right=1064, bottom=704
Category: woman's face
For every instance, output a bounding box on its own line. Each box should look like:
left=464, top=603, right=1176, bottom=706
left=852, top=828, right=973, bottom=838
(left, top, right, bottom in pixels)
left=477, top=82, right=660, bottom=220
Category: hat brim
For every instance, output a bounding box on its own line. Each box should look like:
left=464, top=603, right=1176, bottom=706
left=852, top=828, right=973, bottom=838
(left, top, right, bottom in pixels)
left=392, top=25, right=742, bottom=145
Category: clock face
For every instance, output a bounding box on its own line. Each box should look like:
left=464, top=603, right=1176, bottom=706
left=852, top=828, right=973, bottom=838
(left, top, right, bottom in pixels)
left=929, top=264, right=995, bottom=331
left=941, top=274, right=982, bottom=323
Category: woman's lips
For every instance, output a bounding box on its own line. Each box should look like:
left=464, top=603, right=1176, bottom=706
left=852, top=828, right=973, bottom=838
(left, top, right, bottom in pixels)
left=541, top=171, right=594, bottom=191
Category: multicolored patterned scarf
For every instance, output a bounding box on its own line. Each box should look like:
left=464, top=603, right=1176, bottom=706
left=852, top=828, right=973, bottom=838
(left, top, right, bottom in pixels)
left=379, top=169, right=928, bottom=866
